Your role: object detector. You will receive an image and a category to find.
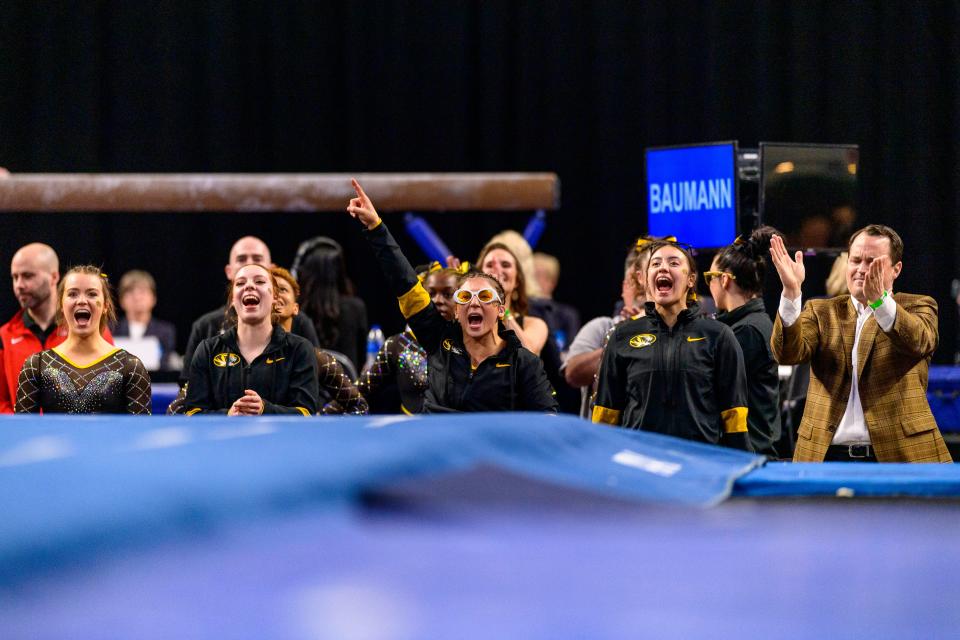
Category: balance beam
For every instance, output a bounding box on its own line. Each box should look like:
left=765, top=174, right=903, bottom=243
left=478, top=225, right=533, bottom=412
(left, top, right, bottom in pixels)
left=0, top=173, right=560, bottom=212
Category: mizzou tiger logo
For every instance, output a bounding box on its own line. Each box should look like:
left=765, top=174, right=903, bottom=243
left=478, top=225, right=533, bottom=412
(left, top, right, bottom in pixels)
left=629, top=334, right=656, bottom=348
left=442, top=338, right=463, bottom=355
left=213, top=352, right=241, bottom=367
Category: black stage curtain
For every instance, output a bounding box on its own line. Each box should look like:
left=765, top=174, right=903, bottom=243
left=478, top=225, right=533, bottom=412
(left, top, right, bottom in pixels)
left=1, top=1, right=959, bottom=361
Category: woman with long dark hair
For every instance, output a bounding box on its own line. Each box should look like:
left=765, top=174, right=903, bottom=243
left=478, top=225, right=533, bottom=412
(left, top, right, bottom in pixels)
left=271, top=266, right=368, bottom=415
left=707, top=226, right=783, bottom=456
left=292, top=237, right=368, bottom=372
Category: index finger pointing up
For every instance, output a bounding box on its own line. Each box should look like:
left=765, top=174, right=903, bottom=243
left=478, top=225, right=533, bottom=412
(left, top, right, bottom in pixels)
left=351, top=178, right=369, bottom=203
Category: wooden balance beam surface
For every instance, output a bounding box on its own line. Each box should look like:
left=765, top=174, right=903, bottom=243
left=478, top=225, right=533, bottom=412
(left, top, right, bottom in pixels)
left=0, top=173, right=560, bottom=212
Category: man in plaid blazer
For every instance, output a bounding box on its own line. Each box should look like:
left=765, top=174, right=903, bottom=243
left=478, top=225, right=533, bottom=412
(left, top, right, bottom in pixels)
left=770, top=225, right=952, bottom=462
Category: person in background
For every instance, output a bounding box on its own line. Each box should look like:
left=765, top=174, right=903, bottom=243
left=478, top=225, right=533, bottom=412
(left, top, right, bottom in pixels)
left=180, top=236, right=320, bottom=385
left=185, top=263, right=318, bottom=416
left=358, top=263, right=459, bottom=414
left=563, top=238, right=653, bottom=418
left=593, top=240, right=751, bottom=450
left=483, top=229, right=543, bottom=299
left=707, top=227, right=782, bottom=457
left=478, top=238, right=575, bottom=412
left=272, top=266, right=368, bottom=415
left=16, top=266, right=150, bottom=414
left=292, top=236, right=367, bottom=373
left=770, top=225, right=951, bottom=462
left=114, top=269, right=177, bottom=371
left=477, top=241, right=549, bottom=355
left=0, top=243, right=114, bottom=413
left=348, top=179, right=557, bottom=413
left=532, top=251, right=581, bottom=350
left=825, top=251, right=848, bottom=297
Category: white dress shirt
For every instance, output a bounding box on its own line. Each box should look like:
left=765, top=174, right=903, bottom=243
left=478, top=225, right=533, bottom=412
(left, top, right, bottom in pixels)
left=128, top=320, right=148, bottom=340
left=779, top=292, right=897, bottom=444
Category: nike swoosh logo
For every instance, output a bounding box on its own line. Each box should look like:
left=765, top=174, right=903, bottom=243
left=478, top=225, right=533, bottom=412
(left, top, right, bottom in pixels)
left=686, top=337, right=706, bottom=342
left=495, top=363, right=511, bottom=368
left=10, top=336, right=24, bottom=345
left=266, top=357, right=285, bottom=364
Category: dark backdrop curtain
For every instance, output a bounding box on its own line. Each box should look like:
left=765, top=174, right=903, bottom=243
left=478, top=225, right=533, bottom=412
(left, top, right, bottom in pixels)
left=1, top=1, right=958, bottom=360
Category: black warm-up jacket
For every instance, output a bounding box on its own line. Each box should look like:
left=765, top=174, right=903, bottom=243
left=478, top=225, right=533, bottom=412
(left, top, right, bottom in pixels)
left=363, top=221, right=558, bottom=413
left=593, top=302, right=751, bottom=450
left=716, top=298, right=781, bottom=456
left=184, top=325, right=319, bottom=415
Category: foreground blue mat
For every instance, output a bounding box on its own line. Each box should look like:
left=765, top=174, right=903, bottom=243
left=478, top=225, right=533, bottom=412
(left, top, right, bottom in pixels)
left=0, top=413, right=762, bottom=584
left=735, top=460, right=960, bottom=497
left=2, top=467, right=960, bottom=640
left=2, top=415, right=960, bottom=639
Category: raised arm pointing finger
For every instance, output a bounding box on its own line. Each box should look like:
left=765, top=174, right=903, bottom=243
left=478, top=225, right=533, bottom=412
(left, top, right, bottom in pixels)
left=347, top=178, right=382, bottom=229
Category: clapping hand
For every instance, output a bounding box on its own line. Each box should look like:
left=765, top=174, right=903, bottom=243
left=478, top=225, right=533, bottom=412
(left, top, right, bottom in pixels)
left=769, top=235, right=805, bottom=299
left=863, top=255, right=891, bottom=304
left=347, top=179, right=382, bottom=230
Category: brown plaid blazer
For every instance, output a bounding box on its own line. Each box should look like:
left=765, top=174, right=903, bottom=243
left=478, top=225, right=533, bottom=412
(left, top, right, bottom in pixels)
left=772, top=293, right=952, bottom=463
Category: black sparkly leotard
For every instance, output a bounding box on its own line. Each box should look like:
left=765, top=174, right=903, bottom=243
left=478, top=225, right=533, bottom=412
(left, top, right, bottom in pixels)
left=15, top=348, right=152, bottom=414
left=357, top=331, right=428, bottom=414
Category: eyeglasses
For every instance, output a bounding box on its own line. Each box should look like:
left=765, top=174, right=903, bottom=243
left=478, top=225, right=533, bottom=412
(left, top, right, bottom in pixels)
left=453, top=287, right=502, bottom=305
left=703, top=271, right=736, bottom=285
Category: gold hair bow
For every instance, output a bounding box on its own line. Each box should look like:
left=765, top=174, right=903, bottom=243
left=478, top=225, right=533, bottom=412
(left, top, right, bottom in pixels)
left=417, top=260, right=471, bottom=282
left=636, top=235, right=678, bottom=248
left=417, top=263, right=442, bottom=282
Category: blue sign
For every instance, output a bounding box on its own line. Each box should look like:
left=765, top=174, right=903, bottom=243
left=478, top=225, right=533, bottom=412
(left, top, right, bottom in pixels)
left=645, top=143, right=738, bottom=248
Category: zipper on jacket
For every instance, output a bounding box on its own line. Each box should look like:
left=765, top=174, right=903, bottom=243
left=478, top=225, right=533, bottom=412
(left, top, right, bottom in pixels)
left=660, top=323, right=675, bottom=407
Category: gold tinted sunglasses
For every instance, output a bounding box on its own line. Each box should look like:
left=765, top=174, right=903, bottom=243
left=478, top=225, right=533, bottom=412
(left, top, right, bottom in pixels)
left=703, top=271, right=736, bottom=285
left=453, top=287, right=502, bottom=305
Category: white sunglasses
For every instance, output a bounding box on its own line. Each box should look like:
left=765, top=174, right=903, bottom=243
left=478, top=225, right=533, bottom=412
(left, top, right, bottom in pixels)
left=453, top=287, right=503, bottom=305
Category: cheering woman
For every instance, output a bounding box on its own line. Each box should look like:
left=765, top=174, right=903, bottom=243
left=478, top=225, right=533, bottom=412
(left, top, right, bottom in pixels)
left=707, top=227, right=783, bottom=456
left=593, top=240, right=751, bottom=449
left=185, top=263, right=319, bottom=416
left=348, top=179, right=557, bottom=413
left=16, top=266, right=151, bottom=414
left=358, top=263, right=460, bottom=414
